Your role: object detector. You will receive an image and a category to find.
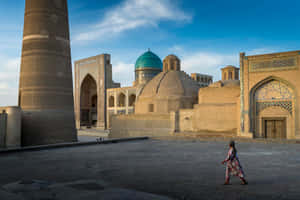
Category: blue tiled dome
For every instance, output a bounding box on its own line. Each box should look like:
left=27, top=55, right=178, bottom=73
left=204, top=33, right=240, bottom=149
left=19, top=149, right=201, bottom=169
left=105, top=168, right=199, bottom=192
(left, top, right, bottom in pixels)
left=135, top=50, right=163, bottom=70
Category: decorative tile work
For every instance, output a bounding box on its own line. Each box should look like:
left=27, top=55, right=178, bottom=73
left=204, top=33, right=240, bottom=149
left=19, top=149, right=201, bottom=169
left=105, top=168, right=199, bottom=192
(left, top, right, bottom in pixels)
left=256, top=101, right=292, bottom=115
left=255, top=80, right=293, bottom=101
left=249, top=57, right=297, bottom=72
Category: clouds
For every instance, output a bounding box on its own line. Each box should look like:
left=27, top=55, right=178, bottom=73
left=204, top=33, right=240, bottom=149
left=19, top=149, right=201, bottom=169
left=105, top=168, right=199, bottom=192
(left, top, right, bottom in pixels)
left=0, top=55, right=20, bottom=106
left=181, top=52, right=238, bottom=81
left=74, top=0, right=191, bottom=42
left=112, top=62, right=134, bottom=87
left=167, top=45, right=239, bottom=80
left=109, top=50, right=239, bottom=87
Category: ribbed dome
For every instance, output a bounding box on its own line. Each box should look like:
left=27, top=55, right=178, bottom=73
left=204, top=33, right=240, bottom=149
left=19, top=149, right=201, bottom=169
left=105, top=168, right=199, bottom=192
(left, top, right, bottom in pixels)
left=139, top=71, right=199, bottom=98
left=135, top=50, right=163, bottom=70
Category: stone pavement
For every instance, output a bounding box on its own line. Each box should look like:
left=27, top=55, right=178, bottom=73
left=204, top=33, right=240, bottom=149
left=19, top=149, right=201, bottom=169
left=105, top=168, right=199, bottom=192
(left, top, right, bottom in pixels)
left=1, top=179, right=172, bottom=200
left=0, top=139, right=299, bottom=200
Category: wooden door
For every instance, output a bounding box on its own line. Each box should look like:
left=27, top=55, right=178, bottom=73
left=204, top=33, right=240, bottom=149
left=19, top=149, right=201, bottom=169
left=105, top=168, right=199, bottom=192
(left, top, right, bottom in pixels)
left=265, top=120, right=275, bottom=138
left=275, top=120, right=285, bottom=138
left=264, top=119, right=286, bottom=139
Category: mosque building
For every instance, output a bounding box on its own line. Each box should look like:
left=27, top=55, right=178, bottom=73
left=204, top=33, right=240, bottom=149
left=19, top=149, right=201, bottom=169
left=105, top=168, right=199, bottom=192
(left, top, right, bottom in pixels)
left=73, top=49, right=300, bottom=140
left=74, top=50, right=211, bottom=130
left=109, top=50, right=300, bottom=140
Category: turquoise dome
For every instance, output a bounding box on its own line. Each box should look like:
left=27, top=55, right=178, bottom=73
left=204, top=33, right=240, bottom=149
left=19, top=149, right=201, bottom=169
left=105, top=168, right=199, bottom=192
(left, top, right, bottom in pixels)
left=135, top=51, right=163, bottom=70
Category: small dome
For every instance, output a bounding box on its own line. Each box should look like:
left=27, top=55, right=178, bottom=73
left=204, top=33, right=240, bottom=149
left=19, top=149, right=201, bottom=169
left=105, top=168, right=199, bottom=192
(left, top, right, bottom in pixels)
left=221, top=65, right=239, bottom=71
left=163, top=54, right=181, bottom=72
left=165, top=54, right=179, bottom=60
left=135, top=50, right=163, bottom=70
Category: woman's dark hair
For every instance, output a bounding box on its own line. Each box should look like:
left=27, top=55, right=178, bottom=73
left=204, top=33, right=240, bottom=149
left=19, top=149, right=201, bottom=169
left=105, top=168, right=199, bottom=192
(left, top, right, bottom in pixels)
left=229, top=140, right=237, bottom=156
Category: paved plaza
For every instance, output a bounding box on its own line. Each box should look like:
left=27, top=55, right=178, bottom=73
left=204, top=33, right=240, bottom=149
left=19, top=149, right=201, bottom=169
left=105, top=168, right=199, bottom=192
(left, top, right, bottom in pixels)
left=0, top=139, right=300, bottom=200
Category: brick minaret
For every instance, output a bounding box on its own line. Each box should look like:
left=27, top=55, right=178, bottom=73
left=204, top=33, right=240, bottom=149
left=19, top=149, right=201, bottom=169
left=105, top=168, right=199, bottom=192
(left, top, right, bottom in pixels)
left=19, top=0, right=77, bottom=146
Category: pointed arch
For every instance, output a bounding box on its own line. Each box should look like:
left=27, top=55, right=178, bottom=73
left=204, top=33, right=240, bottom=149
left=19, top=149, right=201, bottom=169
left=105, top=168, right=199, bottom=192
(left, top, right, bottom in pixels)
left=250, top=76, right=296, bottom=98
left=80, top=74, right=98, bottom=126
left=249, top=76, right=297, bottom=137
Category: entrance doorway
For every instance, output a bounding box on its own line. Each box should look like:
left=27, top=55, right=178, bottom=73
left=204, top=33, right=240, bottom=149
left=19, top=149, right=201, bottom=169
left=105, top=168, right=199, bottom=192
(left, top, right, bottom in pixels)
left=263, top=118, right=286, bottom=139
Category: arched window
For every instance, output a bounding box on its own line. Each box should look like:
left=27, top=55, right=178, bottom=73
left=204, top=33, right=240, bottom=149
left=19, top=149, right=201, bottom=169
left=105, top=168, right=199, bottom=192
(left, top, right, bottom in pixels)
left=228, top=71, right=233, bottom=80
left=109, top=96, right=115, bottom=107
left=118, top=93, right=126, bottom=107
left=129, top=94, right=136, bottom=107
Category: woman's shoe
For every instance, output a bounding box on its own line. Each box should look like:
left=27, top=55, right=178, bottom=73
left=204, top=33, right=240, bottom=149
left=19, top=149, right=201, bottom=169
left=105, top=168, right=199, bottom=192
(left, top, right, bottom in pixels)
left=241, top=179, right=248, bottom=185
left=223, top=181, right=230, bottom=185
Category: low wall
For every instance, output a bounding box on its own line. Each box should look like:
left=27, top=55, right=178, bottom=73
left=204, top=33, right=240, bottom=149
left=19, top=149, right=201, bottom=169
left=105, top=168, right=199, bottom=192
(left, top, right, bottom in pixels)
left=110, top=113, right=172, bottom=138
left=178, top=109, right=194, bottom=132
left=192, top=103, right=238, bottom=133
left=0, top=107, right=21, bottom=148
left=177, top=103, right=238, bottom=135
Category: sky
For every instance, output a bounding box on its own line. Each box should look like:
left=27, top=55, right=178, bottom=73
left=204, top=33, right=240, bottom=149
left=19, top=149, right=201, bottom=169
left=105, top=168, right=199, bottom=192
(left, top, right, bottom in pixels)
left=1, top=0, right=300, bottom=106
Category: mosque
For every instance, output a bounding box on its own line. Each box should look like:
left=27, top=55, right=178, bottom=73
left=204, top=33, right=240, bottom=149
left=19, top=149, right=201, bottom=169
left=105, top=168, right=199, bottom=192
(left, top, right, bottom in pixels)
left=74, top=49, right=300, bottom=140
left=74, top=50, right=212, bottom=130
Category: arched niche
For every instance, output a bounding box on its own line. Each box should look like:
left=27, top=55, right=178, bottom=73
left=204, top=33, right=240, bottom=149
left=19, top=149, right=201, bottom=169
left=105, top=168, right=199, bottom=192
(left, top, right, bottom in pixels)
left=250, top=77, right=296, bottom=138
left=109, top=96, right=115, bottom=107
left=80, top=74, right=97, bottom=127
left=118, top=93, right=126, bottom=107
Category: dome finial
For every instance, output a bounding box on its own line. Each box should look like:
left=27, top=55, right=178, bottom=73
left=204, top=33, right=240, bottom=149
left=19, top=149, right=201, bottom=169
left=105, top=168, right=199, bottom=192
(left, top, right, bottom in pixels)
left=148, top=48, right=150, bottom=52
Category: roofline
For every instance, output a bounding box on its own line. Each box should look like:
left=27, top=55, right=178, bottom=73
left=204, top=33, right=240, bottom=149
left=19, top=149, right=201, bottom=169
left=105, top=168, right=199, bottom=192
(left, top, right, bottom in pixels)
left=245, top=50, right=300, bottom=57
left=74, top=53, right=110, bottom=64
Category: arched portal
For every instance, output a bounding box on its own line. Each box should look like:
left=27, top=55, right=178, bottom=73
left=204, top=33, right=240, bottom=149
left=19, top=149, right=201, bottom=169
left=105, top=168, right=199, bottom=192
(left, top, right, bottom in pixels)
left=80, top=74, right=97, bottom=127
left=129, top=94, right=136, bottom=107
left=118, top=93, right=126, bottom=107
left=250, top=77, right=296, bottom=139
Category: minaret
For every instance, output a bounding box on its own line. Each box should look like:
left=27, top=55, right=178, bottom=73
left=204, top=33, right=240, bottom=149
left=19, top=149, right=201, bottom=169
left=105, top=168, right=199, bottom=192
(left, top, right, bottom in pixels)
left=19, top=0, right=77, bottom=146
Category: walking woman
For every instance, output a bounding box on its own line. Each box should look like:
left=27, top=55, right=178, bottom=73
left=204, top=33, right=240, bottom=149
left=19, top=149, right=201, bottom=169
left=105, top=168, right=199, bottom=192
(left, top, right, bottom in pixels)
left=221, top=141, right=248, bottom=185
